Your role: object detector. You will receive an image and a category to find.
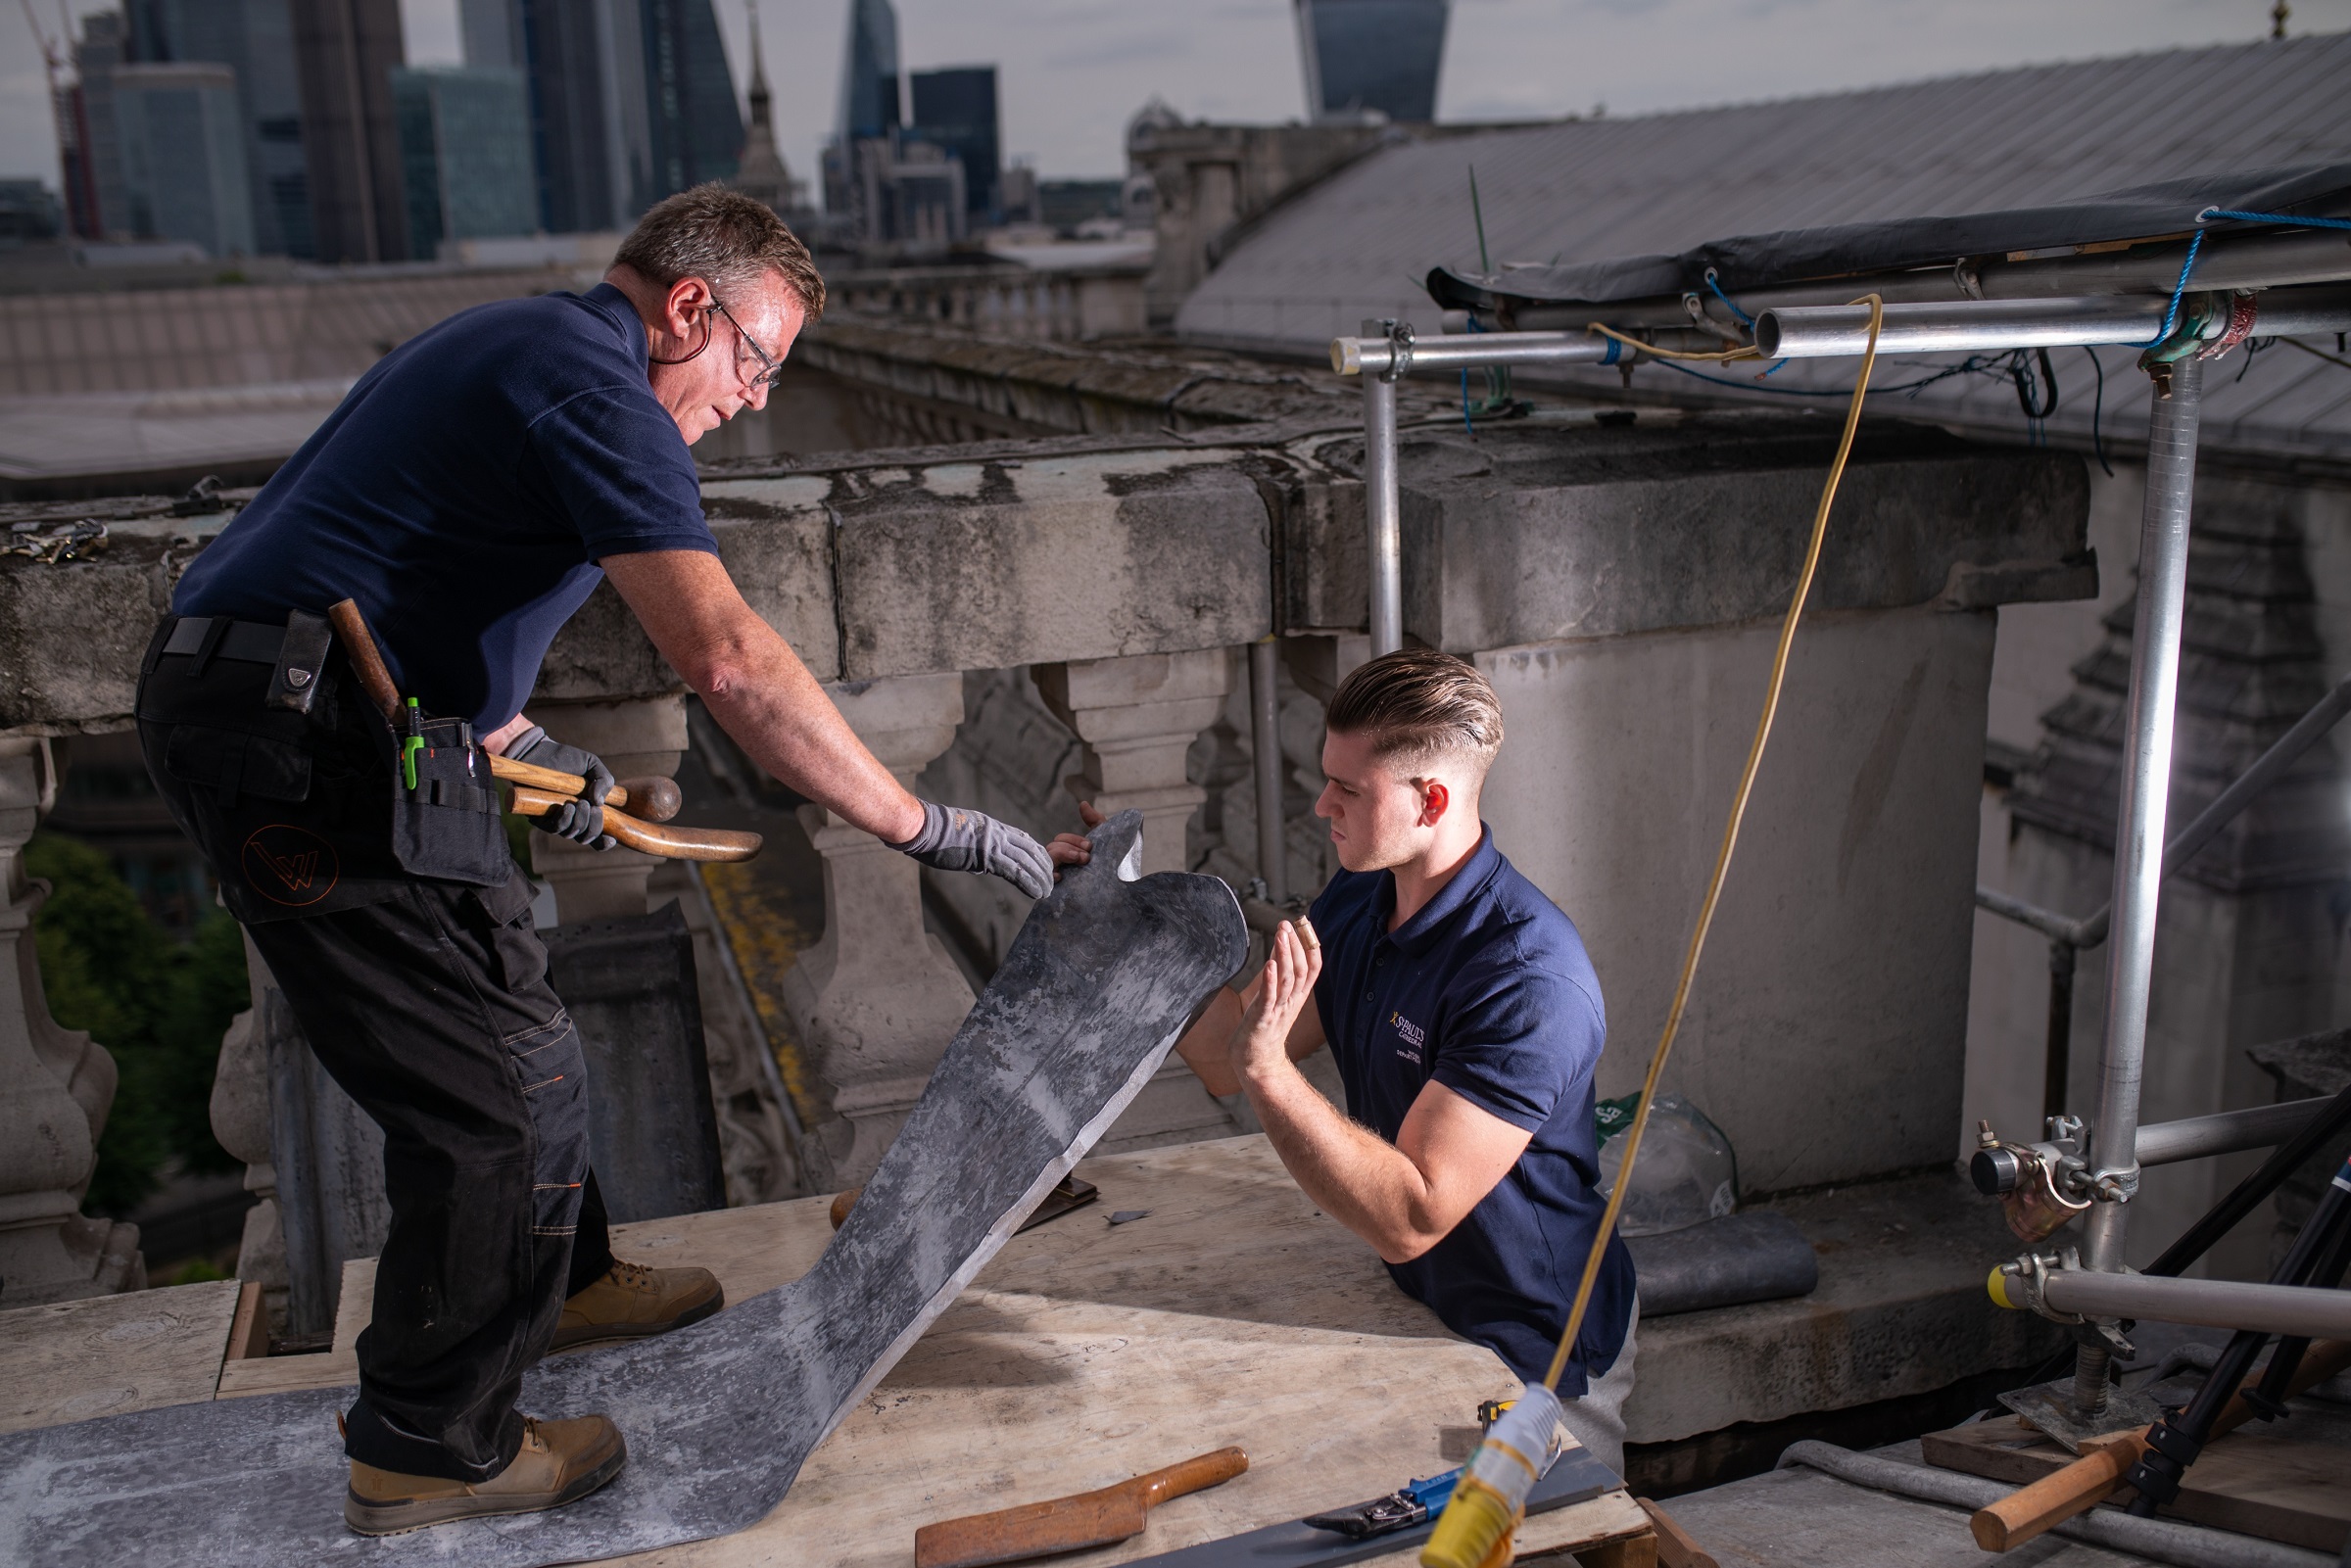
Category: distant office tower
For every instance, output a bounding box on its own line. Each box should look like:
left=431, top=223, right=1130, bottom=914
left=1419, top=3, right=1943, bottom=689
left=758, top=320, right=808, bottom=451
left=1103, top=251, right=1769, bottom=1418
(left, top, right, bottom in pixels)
left=293, top=0, right=410, bottom=261
left=909, top=67, right=1000, bottom=224
left=837, top=0, right=902, bottom=146
left=122, top=0, right=312, bottom=258
left=468, top=0, right=740, bottom=235
left=643, top=0, right=743, bottom=196
left=460, top=0, right=525, bottom=70
left=1294, top=0, right=1450, bottom=122
left=110, top=63, right=259, bottom=256
left=732, top=4, right=803, bottom=214
left=392, top=68, right=538, bottom=259
left=70, top=12, right=133, bottom=240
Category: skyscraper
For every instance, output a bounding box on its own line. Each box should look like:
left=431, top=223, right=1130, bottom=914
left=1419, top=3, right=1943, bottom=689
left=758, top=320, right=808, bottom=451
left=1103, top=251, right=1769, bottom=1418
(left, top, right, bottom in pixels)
left=293, top=0, right=411, bottom=261
left=469, top=0, right=741, bottom=235
left=643, top=0, right=744, bottom=197
left=110, top=63, right=258, bottom=256
left=1294, top=0, right=1450, bottom=123
left=392, top=67, right=538, bottom=259
left=835, top=0, right=902, bottom=147
left=71, top=12, right=133, bottom=240
left=123, top=0, right=312, bottom=258
left=909, top=67, right=999, bottom=225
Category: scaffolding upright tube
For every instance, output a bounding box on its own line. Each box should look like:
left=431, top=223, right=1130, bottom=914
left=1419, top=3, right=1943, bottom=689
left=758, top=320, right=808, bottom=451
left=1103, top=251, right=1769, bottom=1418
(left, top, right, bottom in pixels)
left=2077, top=356, right=2206, bottom=1403
left=1362, top=323, right=1404, bottom=656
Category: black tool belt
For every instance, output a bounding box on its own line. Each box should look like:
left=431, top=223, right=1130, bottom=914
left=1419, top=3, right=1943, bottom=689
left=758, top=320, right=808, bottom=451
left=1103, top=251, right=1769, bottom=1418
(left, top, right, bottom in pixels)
left=139, top=611, right=513, bottom=918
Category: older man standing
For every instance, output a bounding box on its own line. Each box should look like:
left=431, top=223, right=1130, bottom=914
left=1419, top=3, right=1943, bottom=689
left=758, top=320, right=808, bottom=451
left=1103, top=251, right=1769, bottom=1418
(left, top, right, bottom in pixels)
left=140, top=187, right=1067, bottom=1534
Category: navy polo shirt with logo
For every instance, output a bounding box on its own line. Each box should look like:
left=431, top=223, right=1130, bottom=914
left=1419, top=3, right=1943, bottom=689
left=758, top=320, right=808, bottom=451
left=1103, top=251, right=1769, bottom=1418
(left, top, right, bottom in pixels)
left=172, top=283, right=717, bottom=732
left=1309, top=827, right=1635, bottom=1393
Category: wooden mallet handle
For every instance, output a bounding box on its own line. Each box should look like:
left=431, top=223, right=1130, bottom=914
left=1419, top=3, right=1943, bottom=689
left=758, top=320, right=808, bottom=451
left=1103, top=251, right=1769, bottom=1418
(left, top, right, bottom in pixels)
left=507, top=784, right=759, bottom=862
left=326, top=598, right=403, bottom=722
left=488, top=754, right=682, bottom=822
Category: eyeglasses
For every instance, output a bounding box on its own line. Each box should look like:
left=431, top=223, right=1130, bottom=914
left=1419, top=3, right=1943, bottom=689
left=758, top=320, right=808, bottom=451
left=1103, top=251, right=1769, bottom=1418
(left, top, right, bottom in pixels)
left=709, top=297, right=786, bottom=392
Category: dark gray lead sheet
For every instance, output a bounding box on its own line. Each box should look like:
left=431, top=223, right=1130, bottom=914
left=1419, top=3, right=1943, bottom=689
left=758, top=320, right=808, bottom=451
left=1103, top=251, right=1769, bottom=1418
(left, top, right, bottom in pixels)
left=0, top=811, right=1247, bottom=1567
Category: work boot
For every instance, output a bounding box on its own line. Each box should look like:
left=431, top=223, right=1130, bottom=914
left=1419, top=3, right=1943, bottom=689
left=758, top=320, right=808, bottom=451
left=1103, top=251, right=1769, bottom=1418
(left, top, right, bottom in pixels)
left=344, top=1413, right=626, bottom=1536
left=551, top=1259, right=724, bottom=1350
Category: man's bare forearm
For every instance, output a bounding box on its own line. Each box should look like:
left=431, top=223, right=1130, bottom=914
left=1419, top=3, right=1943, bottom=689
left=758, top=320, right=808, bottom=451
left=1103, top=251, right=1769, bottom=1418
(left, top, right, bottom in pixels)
left=696, top=628, right=924, bottom=842
left=602, top=550, right=923, bottom=843
left=1176, top=987, right=1246, bottom=1096
left=1243, top=1058, right=1442, bottom=1264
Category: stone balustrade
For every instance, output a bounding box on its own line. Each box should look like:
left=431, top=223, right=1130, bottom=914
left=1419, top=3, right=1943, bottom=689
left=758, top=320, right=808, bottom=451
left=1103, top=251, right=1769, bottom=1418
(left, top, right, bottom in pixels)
left=0, top=410, right=2093, bottom=1283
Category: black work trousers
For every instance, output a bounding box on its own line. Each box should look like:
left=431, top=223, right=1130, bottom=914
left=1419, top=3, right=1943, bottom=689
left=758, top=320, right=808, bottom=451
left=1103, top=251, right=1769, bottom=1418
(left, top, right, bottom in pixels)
left=136, top=620, right=612, bottom=1482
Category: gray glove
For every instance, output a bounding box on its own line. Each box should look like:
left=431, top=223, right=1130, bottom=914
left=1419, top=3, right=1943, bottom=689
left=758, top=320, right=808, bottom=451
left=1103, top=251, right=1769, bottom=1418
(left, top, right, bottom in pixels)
left=888, top=801, right=1053, bottom=899
left=509, top=725, right=617, bottom=851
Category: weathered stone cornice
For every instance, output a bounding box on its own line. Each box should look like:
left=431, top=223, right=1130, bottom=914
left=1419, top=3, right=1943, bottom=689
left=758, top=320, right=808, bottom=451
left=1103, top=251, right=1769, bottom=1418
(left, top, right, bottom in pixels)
left=2, top=410, right=2092, bottom=737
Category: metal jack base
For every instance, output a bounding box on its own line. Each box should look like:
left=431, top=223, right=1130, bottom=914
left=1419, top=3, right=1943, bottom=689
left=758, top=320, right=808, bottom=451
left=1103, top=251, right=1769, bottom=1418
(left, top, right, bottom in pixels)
left=1999, top=1379, right=2166, bottom=1453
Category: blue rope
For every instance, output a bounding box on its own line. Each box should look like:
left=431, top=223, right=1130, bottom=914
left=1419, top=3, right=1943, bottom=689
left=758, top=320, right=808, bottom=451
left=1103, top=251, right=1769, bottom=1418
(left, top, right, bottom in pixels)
left=2135, top=208, right=2351, bottom=351
left=2140, top=228, right=2205, bottom=349
left=2199, top=207, right=2351, bottom=232
left=1701, top=267, right=1754, bottom=328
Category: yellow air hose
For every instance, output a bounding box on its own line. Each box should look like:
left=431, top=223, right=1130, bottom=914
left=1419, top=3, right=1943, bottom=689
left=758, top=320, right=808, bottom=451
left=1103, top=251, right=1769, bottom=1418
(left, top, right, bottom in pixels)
left=1423, top=296, right=1886, bottom=1568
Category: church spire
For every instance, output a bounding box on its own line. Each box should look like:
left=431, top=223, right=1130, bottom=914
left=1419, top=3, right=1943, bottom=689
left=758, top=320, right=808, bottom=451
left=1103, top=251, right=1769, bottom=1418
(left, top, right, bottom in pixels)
left=733, top=0, right=799, bottom=213
left=746, top=0, right=772, bottom=131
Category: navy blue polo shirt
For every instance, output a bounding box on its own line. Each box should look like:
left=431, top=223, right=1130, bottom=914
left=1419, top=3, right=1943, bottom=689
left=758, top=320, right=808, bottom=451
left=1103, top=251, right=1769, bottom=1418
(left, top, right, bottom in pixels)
left=1310, top=827, right=1635, bottom=1392
left=173, top=283, right=717, bottom=730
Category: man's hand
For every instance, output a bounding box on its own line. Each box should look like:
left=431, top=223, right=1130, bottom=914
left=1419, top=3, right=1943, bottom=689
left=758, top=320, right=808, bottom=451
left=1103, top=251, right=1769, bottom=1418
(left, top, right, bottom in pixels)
left=1237, top=918, right=1323, bottom=1086
left=888, top=801, right=1058, bottom=899
left=508, top=725, right=616, bottom=850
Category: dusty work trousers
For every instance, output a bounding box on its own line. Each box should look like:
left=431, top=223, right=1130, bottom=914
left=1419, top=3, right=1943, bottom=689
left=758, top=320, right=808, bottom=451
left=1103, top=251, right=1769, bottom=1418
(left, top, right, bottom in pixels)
left=135, top=624, right=613, bottom=1482
left=245, top=878, right=616, bottom=1481
left=1558, top=1293, right=1639, bottom=1478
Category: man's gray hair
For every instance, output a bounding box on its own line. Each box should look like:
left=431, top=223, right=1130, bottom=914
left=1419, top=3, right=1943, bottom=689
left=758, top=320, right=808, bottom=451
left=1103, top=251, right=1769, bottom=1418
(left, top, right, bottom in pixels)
left=613, top=183, right=826, bottom=319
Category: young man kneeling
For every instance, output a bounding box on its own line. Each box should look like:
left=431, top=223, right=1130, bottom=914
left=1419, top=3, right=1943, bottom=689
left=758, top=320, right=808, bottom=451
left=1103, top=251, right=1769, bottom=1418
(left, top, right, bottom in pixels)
left=1175, top=649, right=1638, bottom=1468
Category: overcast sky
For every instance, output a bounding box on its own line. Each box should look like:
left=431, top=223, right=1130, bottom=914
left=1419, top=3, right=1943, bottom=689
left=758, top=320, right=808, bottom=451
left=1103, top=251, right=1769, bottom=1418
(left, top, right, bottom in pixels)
left=6, top=1, right=2348, bottom=197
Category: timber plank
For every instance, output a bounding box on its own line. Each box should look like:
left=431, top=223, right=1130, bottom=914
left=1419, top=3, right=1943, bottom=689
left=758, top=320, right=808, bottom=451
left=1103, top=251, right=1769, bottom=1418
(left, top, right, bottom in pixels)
left=1924, top=1415, right=2351, bottom=1553
left=0, top=1280, right=241, bottom=1434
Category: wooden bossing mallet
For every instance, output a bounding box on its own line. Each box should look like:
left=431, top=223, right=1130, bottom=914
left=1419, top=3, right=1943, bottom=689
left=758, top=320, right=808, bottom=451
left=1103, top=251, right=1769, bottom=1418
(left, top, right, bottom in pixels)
left=324, top=598, right=760, bottom=863
left=914, top=1448, right=1249, bottom=1568
left=1970, top=1337, right=2351, bottom=1550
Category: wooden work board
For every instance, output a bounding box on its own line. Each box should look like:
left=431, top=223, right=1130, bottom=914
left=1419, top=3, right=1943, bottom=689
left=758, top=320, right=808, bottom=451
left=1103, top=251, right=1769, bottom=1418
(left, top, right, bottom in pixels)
left=8, top=1135, right=1660, bottom=1566
left=1922, top=1413, right=2351, bottom=1555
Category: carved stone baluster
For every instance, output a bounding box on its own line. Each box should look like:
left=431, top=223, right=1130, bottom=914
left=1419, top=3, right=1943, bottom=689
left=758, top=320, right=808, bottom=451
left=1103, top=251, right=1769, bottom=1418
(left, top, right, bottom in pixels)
left=0, top=736, right=143, bottom=1305
left=779, top=674, right=976, bottom=1190
left=526, top=696, right=690, bottom=924
left=1034, top=651, right=1244, bottom=1150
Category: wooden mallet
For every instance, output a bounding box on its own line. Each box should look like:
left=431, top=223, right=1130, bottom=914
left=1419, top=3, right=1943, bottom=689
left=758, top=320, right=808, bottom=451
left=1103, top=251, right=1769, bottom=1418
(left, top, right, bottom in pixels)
left=324, top=598, right=759, bottom=863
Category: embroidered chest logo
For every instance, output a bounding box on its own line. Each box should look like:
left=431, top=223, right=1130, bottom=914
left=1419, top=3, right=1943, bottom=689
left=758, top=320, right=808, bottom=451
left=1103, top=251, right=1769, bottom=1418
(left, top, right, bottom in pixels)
left=241, top=824, right=339, bottom=907
left=1389, top=1010, right=1427, bottom=1064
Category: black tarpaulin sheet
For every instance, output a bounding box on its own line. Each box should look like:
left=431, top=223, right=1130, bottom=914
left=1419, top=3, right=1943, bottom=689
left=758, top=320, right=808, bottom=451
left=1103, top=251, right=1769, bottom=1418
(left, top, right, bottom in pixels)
left=1426, top=163, right=2351, bottom=312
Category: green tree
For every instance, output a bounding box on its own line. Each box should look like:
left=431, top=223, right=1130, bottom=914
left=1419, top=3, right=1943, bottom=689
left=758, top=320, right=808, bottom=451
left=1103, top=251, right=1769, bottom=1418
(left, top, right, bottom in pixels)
left=25, top=834, right=248, bottom=1213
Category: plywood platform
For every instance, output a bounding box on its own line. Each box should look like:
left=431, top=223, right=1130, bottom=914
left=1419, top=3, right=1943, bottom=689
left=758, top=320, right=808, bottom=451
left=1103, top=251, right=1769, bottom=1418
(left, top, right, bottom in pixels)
left=4, top=1134, right=1656, bottom=1566
left=1923, top=1412, right=2351, bottom=1554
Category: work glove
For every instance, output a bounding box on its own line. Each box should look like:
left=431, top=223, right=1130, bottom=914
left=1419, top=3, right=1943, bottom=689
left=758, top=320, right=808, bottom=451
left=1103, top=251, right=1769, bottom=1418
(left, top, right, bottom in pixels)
left=888, top=801, right=1054, bottom=899
left=508, top=725, right=618, bottom=851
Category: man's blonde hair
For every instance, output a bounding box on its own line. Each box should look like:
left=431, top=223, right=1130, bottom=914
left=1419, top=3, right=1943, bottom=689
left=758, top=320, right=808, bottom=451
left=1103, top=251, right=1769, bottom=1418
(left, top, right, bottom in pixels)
left=1325, top=648, right=1504, bottom=778
left=613, top=183, right=827, bottom=319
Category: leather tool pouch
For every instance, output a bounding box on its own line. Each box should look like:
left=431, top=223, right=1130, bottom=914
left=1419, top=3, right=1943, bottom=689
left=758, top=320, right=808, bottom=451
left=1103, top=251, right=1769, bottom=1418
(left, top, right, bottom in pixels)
left=389, top=715, right=509, bottom=885
left=264, top=609, right=332, bottom=715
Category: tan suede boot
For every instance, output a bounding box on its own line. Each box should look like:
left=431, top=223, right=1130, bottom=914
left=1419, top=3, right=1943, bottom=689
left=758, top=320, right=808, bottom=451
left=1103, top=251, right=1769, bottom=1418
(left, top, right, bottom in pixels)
left=345, top=1413, right=626, bottom=1536
left=552, top=1259, right=724, bottom=1350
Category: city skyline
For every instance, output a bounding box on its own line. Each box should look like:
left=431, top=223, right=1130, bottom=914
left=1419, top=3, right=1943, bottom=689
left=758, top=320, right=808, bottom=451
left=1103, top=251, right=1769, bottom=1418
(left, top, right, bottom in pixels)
left=5, top=1, right=2350, bottom=205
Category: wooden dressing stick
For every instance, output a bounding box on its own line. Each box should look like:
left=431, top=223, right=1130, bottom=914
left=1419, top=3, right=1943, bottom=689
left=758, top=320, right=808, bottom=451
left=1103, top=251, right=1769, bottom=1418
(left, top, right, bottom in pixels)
left=914, top=1448, right=1248, bottom=1568
left=1970, top=1337, right=2351, bottom=1550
